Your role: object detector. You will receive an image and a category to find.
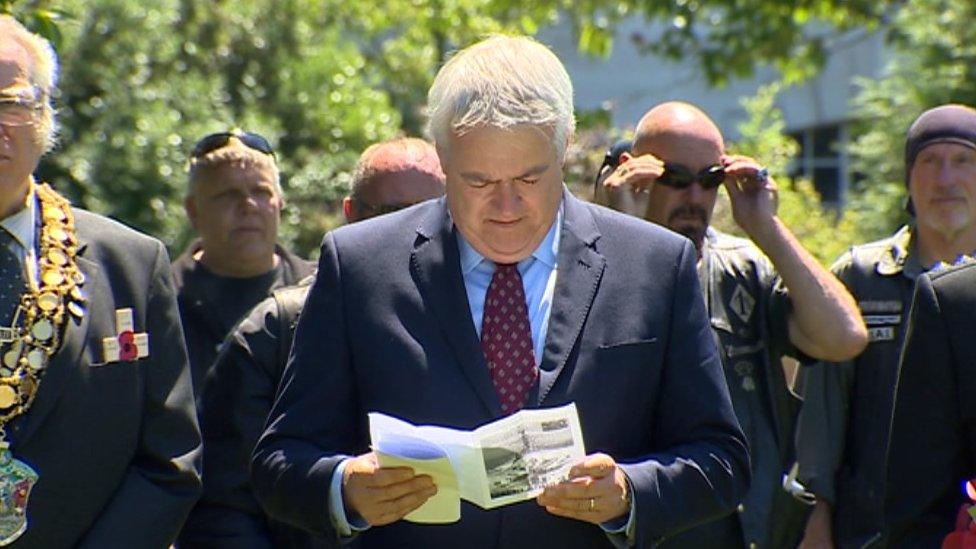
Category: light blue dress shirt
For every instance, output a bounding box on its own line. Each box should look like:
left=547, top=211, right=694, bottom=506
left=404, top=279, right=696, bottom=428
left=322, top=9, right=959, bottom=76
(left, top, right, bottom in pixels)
left=457, top=205, right=561, bottom=365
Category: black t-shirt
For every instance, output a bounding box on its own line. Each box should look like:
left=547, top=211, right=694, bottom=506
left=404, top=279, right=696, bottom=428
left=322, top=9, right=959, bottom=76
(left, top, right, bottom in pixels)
left=172, top=243, right=315, bottom=402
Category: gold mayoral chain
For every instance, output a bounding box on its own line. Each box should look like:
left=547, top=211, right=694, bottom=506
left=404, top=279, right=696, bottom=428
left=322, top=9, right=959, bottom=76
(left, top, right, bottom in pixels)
left=0, top=183, right=84, bottom=545
left=0, top=183, right=84, bottom=423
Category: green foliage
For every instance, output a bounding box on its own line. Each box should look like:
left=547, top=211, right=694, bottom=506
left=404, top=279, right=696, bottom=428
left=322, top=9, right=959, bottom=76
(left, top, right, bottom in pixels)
left=1, top=0, right=72, bottom=48
left=5, top=0, right=916, bottom=261
left=563, top=0, right=891, bottom=86
left=721, top=83, right=859, bottom=265
left=30, top=0, right=566, bottom=256
left=847, top=0, right=976, bottom=242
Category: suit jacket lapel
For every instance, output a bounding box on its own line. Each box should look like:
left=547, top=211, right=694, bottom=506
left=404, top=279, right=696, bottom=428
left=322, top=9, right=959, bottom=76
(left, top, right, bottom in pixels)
left=410, top=199, right=502, bottom=417
left=537, top=191, right=605, bottom=405
left=12, top=245, right=97, bottom=446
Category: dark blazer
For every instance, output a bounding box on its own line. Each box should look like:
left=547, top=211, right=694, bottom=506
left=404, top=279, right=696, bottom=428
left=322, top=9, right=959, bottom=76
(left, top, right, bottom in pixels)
left=251, top=191, right=749, bottom=548
left=883, top=262, right=976, bottom=547
left=7, top=208, right=201, bottom=548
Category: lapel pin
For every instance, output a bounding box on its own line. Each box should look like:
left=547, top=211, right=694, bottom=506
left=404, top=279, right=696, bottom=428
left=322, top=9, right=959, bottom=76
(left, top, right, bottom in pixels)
left=100, top=308, right=149, bottom=363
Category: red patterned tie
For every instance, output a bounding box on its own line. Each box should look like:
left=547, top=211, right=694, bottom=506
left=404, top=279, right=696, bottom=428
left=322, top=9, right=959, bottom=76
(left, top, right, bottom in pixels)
left=481, top=263, right=538, bottom=414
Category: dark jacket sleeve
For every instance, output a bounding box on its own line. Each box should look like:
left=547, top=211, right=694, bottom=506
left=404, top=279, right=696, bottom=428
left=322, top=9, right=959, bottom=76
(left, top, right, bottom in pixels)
left=884, top=269, right=976, bottom=546
left=180, top=297, right=283, bottom=548
left=77, top=241, right=202, bottom=548
left=251, top=232, right=358, bottom=540
left=622, top=239, right=751, bottom=546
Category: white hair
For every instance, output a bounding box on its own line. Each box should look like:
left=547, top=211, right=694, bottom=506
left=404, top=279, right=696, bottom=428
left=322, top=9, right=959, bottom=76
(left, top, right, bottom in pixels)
left=0, top=15, right=60, bottom=152
left=427, top=35, right=576, bottom=159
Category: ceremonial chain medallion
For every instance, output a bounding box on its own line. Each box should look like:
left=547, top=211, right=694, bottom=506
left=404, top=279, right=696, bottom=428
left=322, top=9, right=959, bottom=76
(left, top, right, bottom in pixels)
left=0, top=183, right=85, bottom=545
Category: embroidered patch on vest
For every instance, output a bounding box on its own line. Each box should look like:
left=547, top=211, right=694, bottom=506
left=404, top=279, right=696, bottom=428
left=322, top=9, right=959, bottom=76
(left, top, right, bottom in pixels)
left=729, top=285, right=756, bottom=324
left=868, top=326, right=895, bottom=342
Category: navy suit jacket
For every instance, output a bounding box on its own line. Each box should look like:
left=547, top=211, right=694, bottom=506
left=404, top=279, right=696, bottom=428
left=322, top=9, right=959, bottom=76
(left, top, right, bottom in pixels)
left=252, top=190, right=749, bottom=548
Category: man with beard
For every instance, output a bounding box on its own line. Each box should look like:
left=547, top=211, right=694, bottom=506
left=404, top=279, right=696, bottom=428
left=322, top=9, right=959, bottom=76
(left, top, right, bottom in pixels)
left=596, top=101, right=866, bottom=548
left=796, top=104, right=976, bottom=548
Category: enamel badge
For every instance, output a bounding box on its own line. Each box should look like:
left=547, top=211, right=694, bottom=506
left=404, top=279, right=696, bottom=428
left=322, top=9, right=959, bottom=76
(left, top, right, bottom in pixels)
left=0, top=443, right=37, bottom=546
left=101, top=308, right=149, bottom=363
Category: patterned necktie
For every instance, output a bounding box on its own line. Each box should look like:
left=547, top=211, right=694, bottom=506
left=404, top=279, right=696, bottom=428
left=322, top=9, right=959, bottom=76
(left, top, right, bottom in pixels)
left=0, top=229, right=25, bottom=327
left=481, top=263, right=538, bottom=414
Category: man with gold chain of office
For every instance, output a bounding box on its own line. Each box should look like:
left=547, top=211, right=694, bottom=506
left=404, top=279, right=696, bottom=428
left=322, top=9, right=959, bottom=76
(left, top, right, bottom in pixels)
left=0, top=16, right=201, bottom=548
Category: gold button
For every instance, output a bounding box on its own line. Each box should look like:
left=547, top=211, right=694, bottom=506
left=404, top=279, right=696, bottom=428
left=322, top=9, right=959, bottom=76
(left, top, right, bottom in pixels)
left=0, top=385, right=17, bottom=408
left=41, top=270, right=64, bottom=286
left=749, top=543, right=757, bottom=549
left=737, top=504, right=745, bottom=513
left=31, top=319, right=54, bottom=341
left=42, top=206, right=66, bottom=222
left=26, top=350, right=44, bottom=370
left=47, top=249, right=67, bottom=266
left=37, top=292, right=59, bottom=312
left=48, top=227, right=68, bottom=243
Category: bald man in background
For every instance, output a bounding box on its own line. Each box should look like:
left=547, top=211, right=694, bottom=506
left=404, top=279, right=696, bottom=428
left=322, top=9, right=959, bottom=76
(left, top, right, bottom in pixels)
left=596, top=102, right=866, bottom=548
left=178, top=138, right=445, bottom=549
left=343, top=137, right=447, bottom=222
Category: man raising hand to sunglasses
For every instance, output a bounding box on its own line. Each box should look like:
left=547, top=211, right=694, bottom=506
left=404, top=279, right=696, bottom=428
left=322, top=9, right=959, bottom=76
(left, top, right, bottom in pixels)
left=595, top=101, right=866, bottom=549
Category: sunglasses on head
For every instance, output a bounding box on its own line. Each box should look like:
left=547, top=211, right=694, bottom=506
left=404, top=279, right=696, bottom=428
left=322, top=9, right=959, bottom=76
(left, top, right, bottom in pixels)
left=657, top=163, right=726, bottom=190
left=190, top=131, right=275, bottom=159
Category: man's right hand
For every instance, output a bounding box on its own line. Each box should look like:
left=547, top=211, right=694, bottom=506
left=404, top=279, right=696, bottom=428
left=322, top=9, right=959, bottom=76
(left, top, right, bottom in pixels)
left=341, top=452, right=437, bottom=526
left=593, top=152, right=664, bottom=216
left=798, top=500, right=835, bottom=549
left=601, top=153, right=665, bottom=195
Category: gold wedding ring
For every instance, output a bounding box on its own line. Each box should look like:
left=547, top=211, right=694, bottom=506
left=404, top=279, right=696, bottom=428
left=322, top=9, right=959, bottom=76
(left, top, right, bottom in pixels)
left=589, top=498, right=595, bottom=511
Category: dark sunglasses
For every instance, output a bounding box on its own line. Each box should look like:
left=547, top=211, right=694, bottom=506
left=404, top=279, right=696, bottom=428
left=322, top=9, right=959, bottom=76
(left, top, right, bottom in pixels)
left=191, top=131, right=276, bottom=159
left=657, top=163, right=726, bottom=190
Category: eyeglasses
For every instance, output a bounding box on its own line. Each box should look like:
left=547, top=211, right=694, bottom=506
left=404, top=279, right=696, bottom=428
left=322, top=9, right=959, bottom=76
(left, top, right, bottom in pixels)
left=0, top=98, right=40, bottom=128
left=190, top=131, right=276, bottom=159
left=657, top=163, right=726, bottom=190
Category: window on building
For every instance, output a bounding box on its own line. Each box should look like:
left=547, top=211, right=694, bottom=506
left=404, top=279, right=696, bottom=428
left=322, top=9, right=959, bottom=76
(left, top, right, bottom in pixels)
left=788, top=123, right=850, bottom=209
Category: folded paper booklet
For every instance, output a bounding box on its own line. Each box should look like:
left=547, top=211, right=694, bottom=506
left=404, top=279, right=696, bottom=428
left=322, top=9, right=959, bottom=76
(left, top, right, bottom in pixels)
left=368, top=402, right=586, bottom=524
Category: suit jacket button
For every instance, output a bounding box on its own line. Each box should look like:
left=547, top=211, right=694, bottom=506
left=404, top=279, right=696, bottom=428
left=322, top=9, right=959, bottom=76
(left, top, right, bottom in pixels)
left=736, top=503, right=745, bottom=513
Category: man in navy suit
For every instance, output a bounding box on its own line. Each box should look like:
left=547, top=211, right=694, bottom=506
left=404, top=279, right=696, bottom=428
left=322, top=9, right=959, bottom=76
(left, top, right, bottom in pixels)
left=251, top=35, right=749, bottom=548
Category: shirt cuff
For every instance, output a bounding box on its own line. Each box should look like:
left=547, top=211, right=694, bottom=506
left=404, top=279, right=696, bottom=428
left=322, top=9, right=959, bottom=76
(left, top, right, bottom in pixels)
left=328, top=459, right=370, bottom=536
left=599, top=476, right=636, bottom=547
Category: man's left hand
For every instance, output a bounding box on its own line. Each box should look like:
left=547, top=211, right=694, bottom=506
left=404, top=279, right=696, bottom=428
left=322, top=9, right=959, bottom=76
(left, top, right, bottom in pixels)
left=536, top=453, right=630, bottom=524
left=721, top=154, right=778, bottom=239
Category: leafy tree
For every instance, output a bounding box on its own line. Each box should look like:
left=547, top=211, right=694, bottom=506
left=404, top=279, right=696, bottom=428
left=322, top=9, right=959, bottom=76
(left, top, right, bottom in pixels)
left=560, top=0, right=893, bottom=85
left=30, top=0, right=562, bottom=255
left=846, top=0, right=976, bottom=242
left=5, top=0, right=910, bottom=259
left=717, top=83, right=859, bottom=265
left=1, top=0, right=69, bottom=47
